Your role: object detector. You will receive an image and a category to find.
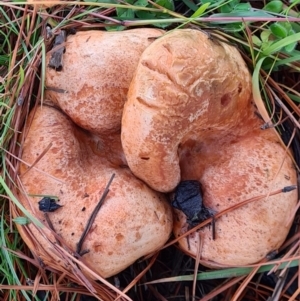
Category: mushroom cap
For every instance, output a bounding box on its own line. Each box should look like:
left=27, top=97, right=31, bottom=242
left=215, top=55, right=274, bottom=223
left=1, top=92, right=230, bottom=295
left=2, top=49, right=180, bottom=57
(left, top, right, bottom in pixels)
left=46, top=28, right=164, bottom=135
left=121, top=29, right=252, bottom=192
left=17, top=106, right=173, bottom=278
left=174, top=128, right=297, bottom=266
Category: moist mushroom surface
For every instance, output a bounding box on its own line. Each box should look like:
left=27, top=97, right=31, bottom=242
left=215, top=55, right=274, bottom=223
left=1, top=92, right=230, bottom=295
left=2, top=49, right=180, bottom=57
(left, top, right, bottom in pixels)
left=45, top=28, right=164, bottom=136
left=121, top=29, right=298, bottom=266
left=122, top=29, right=252, bottom=192
left=16, top=28, right=173, bottom=278
left=17, top=106, right=173, bottom=278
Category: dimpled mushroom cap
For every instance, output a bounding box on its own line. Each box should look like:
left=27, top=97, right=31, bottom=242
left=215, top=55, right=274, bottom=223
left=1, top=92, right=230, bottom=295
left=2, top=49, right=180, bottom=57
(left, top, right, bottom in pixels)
left=121, top=29, right=252, bottom=192
left=174, top=132, right=297, bottom=266
left=17, top=106, right=173, bottom=278
left=121, top=29, right=298, bottom=266
left=45, top=28, right=164, bottom=135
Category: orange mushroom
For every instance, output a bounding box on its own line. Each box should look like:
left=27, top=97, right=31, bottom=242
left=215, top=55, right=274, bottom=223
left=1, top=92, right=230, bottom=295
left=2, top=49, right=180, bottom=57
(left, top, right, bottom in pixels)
left=17, top=106, right=173, bottom=278
left=16, top=29, right=173, bottom=278
left=121, top=29, right=298, bottom=266
left=45, top=28, right=164, bottom=136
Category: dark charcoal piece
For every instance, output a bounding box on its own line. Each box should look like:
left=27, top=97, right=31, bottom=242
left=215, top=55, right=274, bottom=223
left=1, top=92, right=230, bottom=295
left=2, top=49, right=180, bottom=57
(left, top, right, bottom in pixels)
left=172, top=180, right=203, bottom=224
left=172, top=180, right=214, bottom=226
left=38, top=197, right=62, bottom=212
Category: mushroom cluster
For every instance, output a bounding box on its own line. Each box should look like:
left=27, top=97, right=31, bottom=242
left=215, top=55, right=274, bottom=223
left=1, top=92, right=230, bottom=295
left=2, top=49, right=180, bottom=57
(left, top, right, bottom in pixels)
left=121, top=29, right=297, bottom=266
left=17, top=28, right=297, bottom=278
left=17, top=28, right=173, bottom=278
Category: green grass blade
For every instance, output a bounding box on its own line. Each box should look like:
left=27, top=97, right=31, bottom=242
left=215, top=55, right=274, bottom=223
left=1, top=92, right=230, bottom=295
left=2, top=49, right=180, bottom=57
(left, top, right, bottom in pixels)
left=287, top=93, right=300, bottom=103
left=0, top=176, right=43, bottom=227
left=252, top=57, right=271, bottom=123
left=191, top=2, right=211, bottom=18
left=262, top=32, right=300, bottom=55
left=146, top=259, right=299, bottom=284
left=263, top=54, right=300, bottom=71
left=0, top=210, right=32, bottom=301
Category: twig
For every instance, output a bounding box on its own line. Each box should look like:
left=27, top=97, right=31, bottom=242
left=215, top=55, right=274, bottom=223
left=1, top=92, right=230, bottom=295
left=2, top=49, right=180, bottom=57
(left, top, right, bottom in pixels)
left=267, top=269, right=288, bottom=301
left=163, top=185, right=297, bottom=250
left=192, top=232, right=202, bottom=301
left=21, top=142, right=53, bottom=177
left=43, top=212, right=61, bottom=247
left=212, top=215, right=216, bottom=240
left=76, top=173, right=115, bottom=256
left=269, top=88, right=300, bottom=130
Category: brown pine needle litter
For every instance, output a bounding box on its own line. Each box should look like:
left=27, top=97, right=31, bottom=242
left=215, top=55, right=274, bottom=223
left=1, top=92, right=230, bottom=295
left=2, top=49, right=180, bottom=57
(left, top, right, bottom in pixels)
left=1, top=1, right=300, bottom=301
